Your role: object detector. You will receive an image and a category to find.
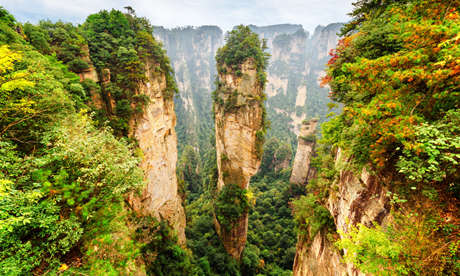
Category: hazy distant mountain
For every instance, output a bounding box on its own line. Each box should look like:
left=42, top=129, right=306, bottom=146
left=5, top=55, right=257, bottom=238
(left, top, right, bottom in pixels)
left=154, top=23, right=343, bottom=155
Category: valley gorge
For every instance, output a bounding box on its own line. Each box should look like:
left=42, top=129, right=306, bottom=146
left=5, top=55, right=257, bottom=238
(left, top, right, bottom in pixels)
left=1, top=1, right=459, bottom=275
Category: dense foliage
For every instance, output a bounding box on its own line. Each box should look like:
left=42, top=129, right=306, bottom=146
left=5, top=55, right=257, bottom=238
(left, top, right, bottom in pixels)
left=312, top=0, right=460, bottom=274
left=216, top=25, right=270, bottom=86
left=0, top=7, right=197, bottom=275
left=214, top=184, right=250, bottom=231
left=0, top=10, right=146, bottom=273
left=186, top=192, right=242, bottom=276
left=23, top=20, right=89, bottom=73
left=82, top=9, right=177, bottom=135
left=183, top=139, right=298, bottom=275
left=245, top=170, right=298, bottom=274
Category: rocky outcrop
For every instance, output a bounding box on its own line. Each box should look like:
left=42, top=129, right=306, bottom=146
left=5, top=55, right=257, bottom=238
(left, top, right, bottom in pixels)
left=290, top=119, right=318, bottom=185
left=293, top=149, right=391, bottom=276
left=128, top=59, right=186, bottom=245
left=78, top=45, right=99, bottom=83
left=77, top=45, right=103, bottom=109
left=214, top=59, right=265, bottom=260
left=293, top=230, right=345, bottom=276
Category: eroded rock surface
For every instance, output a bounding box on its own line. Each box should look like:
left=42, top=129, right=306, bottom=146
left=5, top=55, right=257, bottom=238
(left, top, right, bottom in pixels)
left=128, top=60, right=186, bottom=245
left=293, top=149, right=391, bottom=275
left=214, top=59, right=265, bottom=260
left=290, top=119, right=318, bottom=185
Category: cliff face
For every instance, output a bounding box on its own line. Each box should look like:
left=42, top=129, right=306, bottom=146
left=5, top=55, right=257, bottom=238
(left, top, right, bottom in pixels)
left=154, top=23, right=342, bottom=155
left=293, top=230, right=345, bottom=276
left=153, top=26, right=223, bottom=154
left=251, top=24, right=342, bottom=136
left=290, top=119, right=318, bottom=185
left=214, top=59, right=264, bottom=260
left=293, top=149, right=391, bottom=276
left=128, top=59, right=186, bottom=245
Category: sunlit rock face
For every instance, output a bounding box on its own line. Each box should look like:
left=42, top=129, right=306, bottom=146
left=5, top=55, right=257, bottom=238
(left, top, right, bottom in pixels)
left=214, top=59, right=265, bottom=260
left=293, top=149, right=391, bottom=276
left=293, top=231, right=346, bottom=276
left=128, top=59, right=186, bottom=245
left=290, top=119, right=318, bottom=185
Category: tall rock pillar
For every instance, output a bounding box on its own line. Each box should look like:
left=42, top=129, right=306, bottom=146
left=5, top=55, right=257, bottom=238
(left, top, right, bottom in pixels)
left=128, top=59, right=186, bottom=245
left=290, top=119, right=318, bottom=185
left=212, top=26, right=269, bottom=260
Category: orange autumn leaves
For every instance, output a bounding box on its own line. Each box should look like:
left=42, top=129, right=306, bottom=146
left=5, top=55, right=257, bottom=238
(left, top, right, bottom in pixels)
left=321, top=1, right=459, bottom=169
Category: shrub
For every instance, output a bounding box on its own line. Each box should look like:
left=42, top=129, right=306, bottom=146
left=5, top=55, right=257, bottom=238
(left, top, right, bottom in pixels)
left=300, top=134, right=316, bottom=143
left=214, top=184, right=250, bottom=231
left=292, top=194, right=334, bottom=240
left=67, top=58, right=89, bottom=73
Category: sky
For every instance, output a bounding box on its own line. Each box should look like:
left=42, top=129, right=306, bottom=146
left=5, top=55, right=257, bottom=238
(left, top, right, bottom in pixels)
left=0, top=0, right=354, bottom=33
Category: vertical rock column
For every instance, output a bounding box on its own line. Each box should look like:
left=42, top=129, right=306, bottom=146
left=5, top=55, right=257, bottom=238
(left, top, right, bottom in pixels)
left=290, top=119, right=318, bottom=185
left=213, top=59, right=265, bottom=260
left=129, top=60, right=186, bottom=245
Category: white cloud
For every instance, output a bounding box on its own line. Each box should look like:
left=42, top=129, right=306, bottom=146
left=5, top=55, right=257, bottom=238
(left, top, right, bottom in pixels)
left=0, top=0, right=354, bottom=32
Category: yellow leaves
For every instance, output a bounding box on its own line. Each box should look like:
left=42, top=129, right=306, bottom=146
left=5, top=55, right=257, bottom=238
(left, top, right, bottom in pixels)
left=386, top=102, right=397, bottom=109
left=361, top=108, right=372, bottom=116
left=246, top=189, right=256, bottom=206
left=1, top=78, right=34, bottom=92
left=0, top=45, right=21, bottom=74
left=0, top=45, right=34, bottom=95
left=58, top=263, right=68, bottom=271
left=0, top=179, right=13, bottom=197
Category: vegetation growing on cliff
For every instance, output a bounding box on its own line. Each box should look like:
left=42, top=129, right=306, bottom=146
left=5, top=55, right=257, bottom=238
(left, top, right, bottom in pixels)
left=82, top=9, right=177, bottom=136
left=303, top=0, right=460, bottom=274
left=213, top=25, right=270, bottom=161
left=23, top=20, right=89, bottom=73
left=183, top=138, right=297, bottom=275
left=216, top=25, right=269, bottom=87
left=214, top=184, right=250, bottom=231
left=0, top=7, right=194, bottom=275
left=0, top=10, right=145, bottom=273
